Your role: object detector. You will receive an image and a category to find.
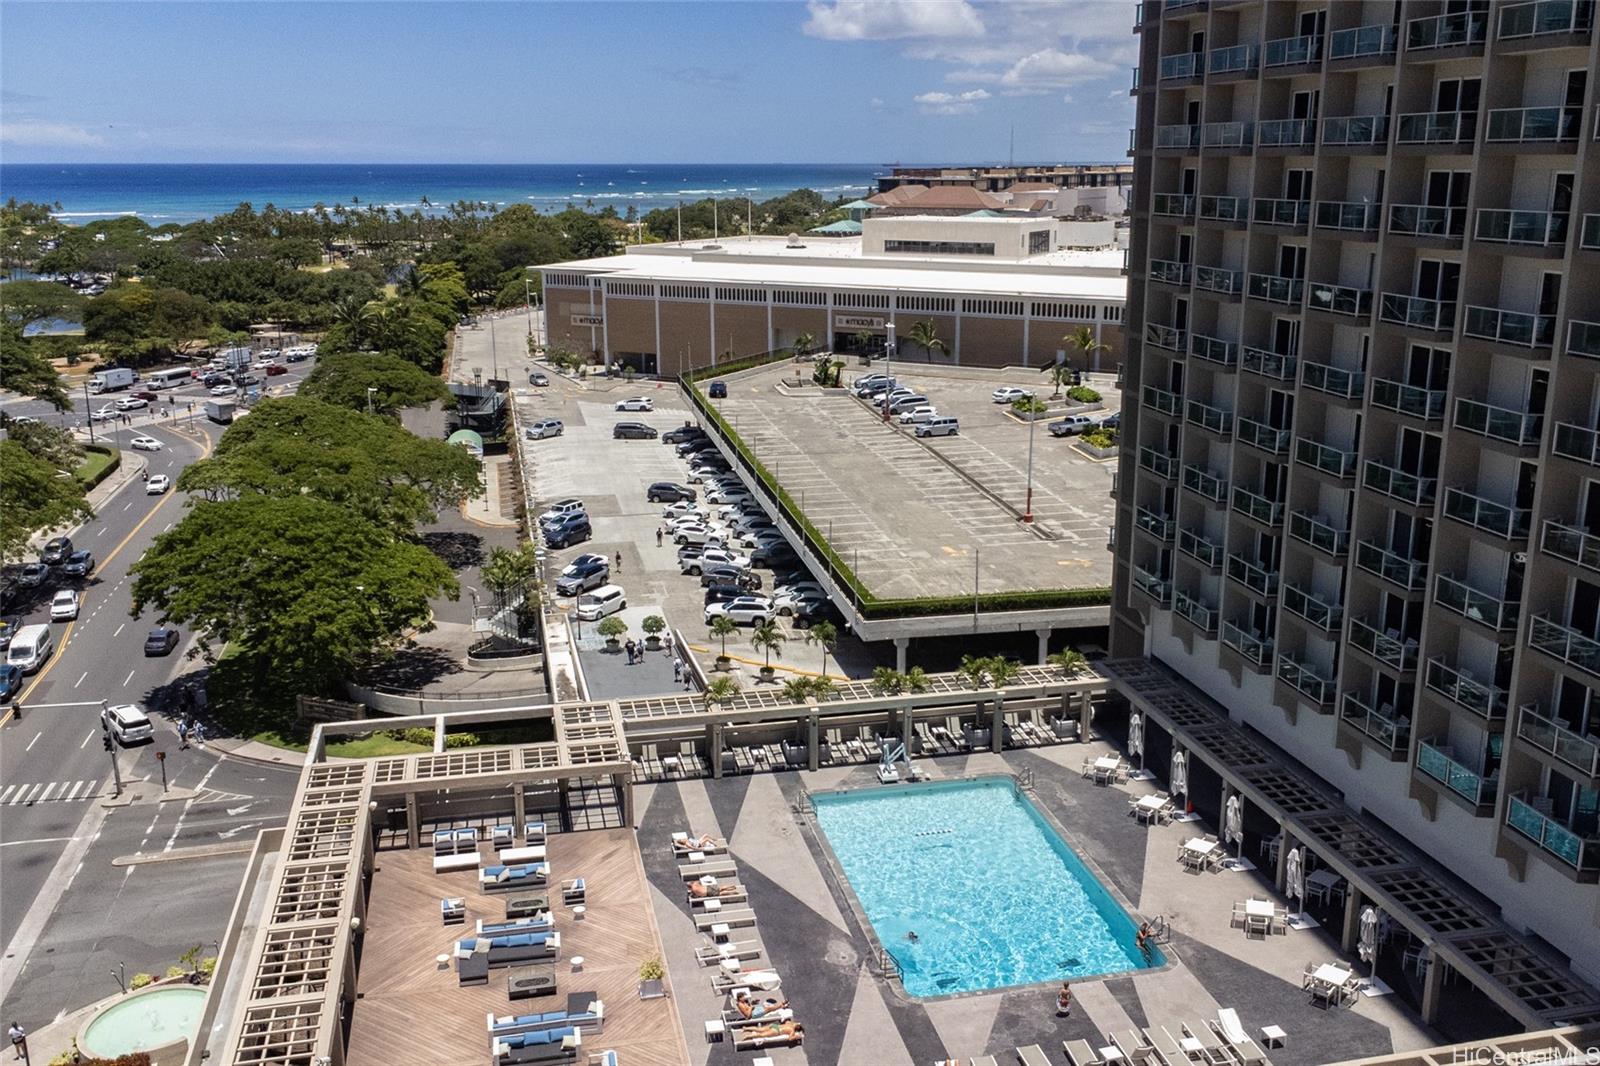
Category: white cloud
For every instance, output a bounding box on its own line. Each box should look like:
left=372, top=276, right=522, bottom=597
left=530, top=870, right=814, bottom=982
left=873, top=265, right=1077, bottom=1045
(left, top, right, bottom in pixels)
left=0, top=120, right=105, bottom=147
left=804, top=0, right=984, bottom=41
left=1000, top=48, right=1113, bottom=90
left=914, top=88, right=990, bottom=115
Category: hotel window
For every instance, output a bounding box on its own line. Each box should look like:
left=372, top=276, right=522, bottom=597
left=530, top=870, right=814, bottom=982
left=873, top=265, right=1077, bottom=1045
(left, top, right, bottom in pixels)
left=1028, top=230, right=1051, bottom=255
left=883, top=240, right=997, bottom=256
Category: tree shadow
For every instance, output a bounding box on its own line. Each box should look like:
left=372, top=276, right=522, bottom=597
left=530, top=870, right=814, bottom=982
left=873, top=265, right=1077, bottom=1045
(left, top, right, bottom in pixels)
left=420, top=530, right=485, bottom=572
left=359, top=644, right=465, bottom=691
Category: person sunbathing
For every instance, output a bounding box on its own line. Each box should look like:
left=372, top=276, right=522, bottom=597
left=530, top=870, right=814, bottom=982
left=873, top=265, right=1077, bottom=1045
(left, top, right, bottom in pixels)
left=686, top=880, right=739, bottom=900
left=736, top=994, right=788, bottom=1020
left=680, top=832, right=720, bottom=850
left=743, top=1019, right=803, bottom=1042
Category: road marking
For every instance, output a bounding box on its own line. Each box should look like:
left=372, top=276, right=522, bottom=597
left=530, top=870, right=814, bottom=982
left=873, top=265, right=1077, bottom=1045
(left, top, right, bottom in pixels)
left=39, top=782, right=59, bottom=801
left=113, top=623, right=125, bottom=637
left=0, top=836, right=80, bottom=848
left=123, top=501, right=133, bottom=511
left=0, top=785, right=14, bottom=802
left=81, top=729, right=95, bottom=748
left=74, top=670, right=88, bottom=688
left=8, top=784, right=41, bottom=805
left=25, top=731, right=40, bottom=751
left=123, top=668, right=136, bottom=686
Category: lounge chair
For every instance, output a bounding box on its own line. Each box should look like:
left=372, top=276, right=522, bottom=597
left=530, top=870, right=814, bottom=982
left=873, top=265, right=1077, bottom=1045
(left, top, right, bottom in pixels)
left=1016, top=1045, right=1050, bottom=1066
left=710, top=968, right=779, bottom=994
left=1179, top=1021, right=1232, bottom=1065
left=491, top=1026, right=580, bottom=1066
left=478, top=916, right=554, bottom=937
left=672, top=832, right=728, bottom=856
left=1112, top=1029, right=1156, bottom=1063
left=722, top=1007, right=794, bottom=1029
left=731, top=1022, right=803, bottom=1050
left=1145, top=1027, right=1182, bottom=1062
left=693, top=907, right=757, bottom=932
left=678, top=859, right=737, bottom=881
left=695, top=941, right=762, bottom=966
left=1062, top=1040, right=1102, bottom=1066
left=492, top=825, right=515, bottom=849
left=481, top=863, right=550, bottom=892
left=972, top=1057, right=1000, bottom=1066
left=687, top=880, right=747, bottom=906
left=488, top=999, right=605, bottom=1038
left=1214, top=1010, right=1267, bottom=1065
left=525, top=821, right=548, bottom=845
left=561, top=878, right=586, bottom=906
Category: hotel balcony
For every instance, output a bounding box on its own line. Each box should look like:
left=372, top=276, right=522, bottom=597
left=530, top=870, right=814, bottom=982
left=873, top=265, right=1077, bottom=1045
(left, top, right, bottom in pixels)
left=1281, top=582, right=1343, bottom=633
left=1178, top=528, right=1224, bottom=570
left=1235, top=417, right=1291, bottom=456
left=1497, top=0, right=1595, bottom=46
left=1405, top=8, right=1488, bottom=52
left=1257, top=118, right=1316, bottom=151
left=1453, top=399, right=1543, bottom=450
left=1189, top=333, right=1238, bottom=368
left=1141, top=385, right=1183, bottom=418
left=1387, top=204, right=1467, bottom=244
left=1152, top=192, right=1196, bottom=218
left=1370, top=378, right=1447, bottom=423
left=1484, top=106, right=1583, bottom=149
left=1198, top=195, right=1249, bottom=227
left=1158, top=51, right=1205, bottom=82
left=1434, top=571, right=1521, bottom=634
left=1516, top=704, right=1600, bottom=782
left=1133, top=564, right=1174, bottom=607
left=1554, top=423, right=1600, bottom=468
left=1145, top=324, right=1188, bottom=353
left=1416, top=739, right=1499, bottom=812
left=1240, top=347, right=1297, bottom=382
left=1349, top=616, right=1420, bottom=672
left=1135, top=505, right=1177, bottom=542
left=1363, top=461, right=1438, bottom=508
left=1185, top=399, right=1234, bottom=438
left=1247, top=273, right=1304, bottom=306
left=1424, top=656, right=1509, bottom=723
left=1355, top=540, right=1429, bottom=591
left=1202, top=122, right=1254, bottom=152
left=1315, top=201, right=1382, bottom=235
left=1193, top=266, right=1244, bottom=299
left=1568, top=320, right=1600, bottom=359
left=1173, top=588, right=1219, bottom=636
left=1321, top=115, right=1389, bottom=150
left=1288, top=510, right=1350, bottom=558
left=1528, top=615, right=1600, bottom=679
left=1395, top=111, right=1477, bottom=150
left=1582, top=215, right=1600, bottom=251
left=1328, top=23, right=1397, bottom=65
left=1155, top=125, right=1202, bottom=152
left=1277, top=655, right=1335, bottom=709
left=1505, top=793, right=1600, bottom=879
left=1442, top=487, right=1533, bottom=543
left=1262, top=33, right=1322, bottom=72
left=1341, top=691, right=1412, bottom=759
left=1207, top=43, right=1259, bottom=79
left=1138, top=445, right=1180, bottom=481
left=1300, top=360, right=1365, bottom=400
left=1295, top=437, right=1359, bottom=480
left=1130, top=65, right=1142, bottom=94
left=1149, top=259, right=1192, bottom=288
left=1306, top=282, right=1374, bottom=320
left=1474, top=208, right=1570, bottom=250
left=1225, top=552, right=1280, bottom=598
left=1252, top=198, right=1311, bottom=231
left=1221, top=621, right=1274, bottom=669
left=1463, top=305, right=1556, bottom=349
left=1231, top=486, right=1285, bottom=527
left=1542, top=519, right=1600, bottom=574
left=1379, top=293, right=1458, bottom=335
left=1182, top=464, right=1230, bottom=503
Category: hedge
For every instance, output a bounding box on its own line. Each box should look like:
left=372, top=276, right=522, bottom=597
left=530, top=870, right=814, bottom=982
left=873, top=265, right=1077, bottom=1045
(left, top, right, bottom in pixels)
left=1066, top=385, right=1103, bottom=404
left=74, top=444, right=121, bottom=488
left=683, top=348, right=796, bottom=384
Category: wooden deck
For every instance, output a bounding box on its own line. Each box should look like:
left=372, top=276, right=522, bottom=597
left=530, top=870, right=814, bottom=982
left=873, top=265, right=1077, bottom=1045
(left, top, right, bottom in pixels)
left=347, top=828, right=689, bottom=1066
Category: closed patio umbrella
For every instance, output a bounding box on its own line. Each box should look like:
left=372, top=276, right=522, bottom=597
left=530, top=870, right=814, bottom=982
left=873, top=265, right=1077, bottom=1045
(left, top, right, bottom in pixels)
left=1285, top=846, right=1305, bottom=919
left=1359, top=906, right=1380, bottom=980
left=1128, top=712, right=1145, bottom=772
left=1225, top=793, right=1244, bottom=858
left=1171, top=748, right=1188, bottom=797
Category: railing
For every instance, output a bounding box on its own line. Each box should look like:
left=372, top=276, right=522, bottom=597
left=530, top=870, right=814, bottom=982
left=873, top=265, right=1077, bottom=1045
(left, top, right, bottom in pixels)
left=1264, top=33, right=1322, bottom=67
left=1474, top=209, right=1569, bottom=246
left=1257, top=118, right=1316, bottom=147
left=1396, top=110, right=1476, bottom=145
left=1554, top=423, right=1600, bottom=466
left=1247, top=273, right=1304, bottom=305
left=1506, top=794, right=1600, bottom=873
left=1159, top=52, right=1205, bottom=80
left=1252, top=198, right=1311, bottom=227
left=1498, top=0, right=1595, bottom=39
left=1406, top=8, right=1488, bottom=49
left=1379, top=292, right=1457, bottom=332
left=1300, top=360, right=1365, bottom=398
left=1364, top=460, right=1438, bottom=506
left=1425, top=657, right=1509, bottom=721
left=1189, top=333, right=1238, bottom=367
left=1150, top=259, right=1192, bottom=285
left=1130, top=65, right=1141, bottom=92
left=1356, top=540, right=1428, bottom=590
left=1329, top=23, right=1397, bottom=60
left=1208, top=43, right=1259, bottom=75
left=1135, top=506, right=1177, bottom=541
left=1322, top=114, right=1389, bottom=147
left=1139, top=445, right=1180, bottom=479
left=1307, top=283, right=1374, bottom=318
left=1185, top=399, right=1234, bottom=437
left=1442, top=487, right=1532, bottom=541
left=1417, top=740, right=1498, bottom=808
left=1289, top=511, right=1350, bottom=556
left=1241, top=347, right=1297, bottom=381
left=1277, top=655, right=1335, bottom=706
left=1435, top=571, right=1520, bottom=631
left=1178, top=528, right=1224, bottom=568
left=1221, top=622, right=1274, bottom=666
left=1141, top=385, right=1182, bottom=416
left=1295, top=437, right=1358, bottom=478
left=1316, top=201, right=1382, bottom=232
left=1341, top=693, right=1411, bottom=754
left=1542, top=519, right=1600, bottom=572
left=1231, top=486, right=1284, bottom=526
left=1529, top=615, right=1600, bottom=677
left=1173, top=588, right=1218, bottom=634
left=1182, top=464, right=1230, bottom=502
left=1156, top=125, right=1202, bottom=150
left=1453, top=398, right=1543, bottom=447
left=1199, top=195, right=1249, bottom=222
left=1144, top=324, right=1188, bottom=352
left=1517, top=704, right=1600, bottom=778
left=1388, top=204, right=1466, bottom=239
left=1485, top=106, right=1582, bottom=143
left=1235, top=417, right=1290, bottom=454
left=1370, top=378, right=1447, bottom=421
left=1349, top=616, right=1419, bottom=671
left=1153, top=192, right=1196, bottom=216
left=1133, top=565, right=1174, bottom=606
left=1194, top=266, right=1244, bottom=296
left=1569, top=320, right=1600, bottom=359
left=1202, top=121, right=1254, bottom=148
left=1281, top=582, right=1343, bottom=631
left=1226, top=553, right=1280, bottom=597
left=1583, top=215, right=1600, bottom=250
left=1464, top=305, right=1556, bottom=348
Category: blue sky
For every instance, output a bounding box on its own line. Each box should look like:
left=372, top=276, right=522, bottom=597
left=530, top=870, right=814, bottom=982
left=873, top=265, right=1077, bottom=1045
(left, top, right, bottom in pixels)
left=0, top=1, right=1137, bottom=164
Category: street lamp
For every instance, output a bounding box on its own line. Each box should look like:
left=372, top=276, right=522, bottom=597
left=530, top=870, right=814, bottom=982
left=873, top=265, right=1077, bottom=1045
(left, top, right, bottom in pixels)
left=882, top=319, right=895, bottom=423
left=1022, top=390, right=1037, bottom=524
left=525, top=275, right=534, bottom=339
left=365, top=387, right=377, bottom=416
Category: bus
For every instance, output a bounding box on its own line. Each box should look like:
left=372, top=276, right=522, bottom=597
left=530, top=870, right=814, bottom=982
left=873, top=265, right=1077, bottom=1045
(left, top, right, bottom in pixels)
left=146, top=367, right=193, bottom=390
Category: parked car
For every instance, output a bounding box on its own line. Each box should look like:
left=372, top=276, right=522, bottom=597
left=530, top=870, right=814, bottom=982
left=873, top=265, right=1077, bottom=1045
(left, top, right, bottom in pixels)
left=647, top=482, right=696, bottom=503
left=774, top=588, right=831, bottom=617
left=265, top=364, right=288, bottom=377
left=687, top=466, right=731, bottom=485
left=700, top=565, right=761, bottom=591
left=146, top=474, right=171, bottom=494
left=992, top=386, right=1029, bottom=403
left=614, top=396, right=654, bottom=412
left=17, top=563, right=49, bottom=588
left=144, top=627, right=180, bottom=656
left=61, top=551, right=94, bottom=578
left=524, top=419, right=564, bottom=440
left=543, top=515, right=592, bottom=548
left=897, top=405, right=939, bottom=425
left=915, top=416, right=960, bottom=438
left=114, top=396, right=149, bottom=411
left=749, top=543, right=801, bottom=568
left=673, top=524, right=719, bottom=547
left=704, top=597, right=772, bottom=626
left=40, top=537, right=72, bottom=565
left=1100, top=411, right=1122, bottom=429
left=50, top=589, right=80, bottom=621
left=876, top=387, right=917, bottom=407
left=704, top=485, right=750, bottom=505
left=129, top=435, right=163, bottom=451
left=574, top=584, right=626, bottom=621
left=703, top=584, right=747, bottom=606
left=209, top=384, right=236, bottom=397
left=740, top=529, right=788, bottom=550
left=556, top=556, right=610, bottom=596
left=660, top=500, right=704, bottom=519
left=613, top=421, right=658, bottom=439
left=663, top=425, right=705, bottom=444
left=887, top=394, right=931, bottom=414
left=538, top=499, right=585, bottom=525
left=851, top=374, right=894, bottom=397
left=681, top=547, right=752, bottom=576
left=529, top=371, right=550, bottom=386
left=0, top=663, right=22, bottom=702
left=707, top=381, right=728, bottom=399
left=101, top=703, right=154, bottom=745
left=1048, top=415, right=1095, bottom=437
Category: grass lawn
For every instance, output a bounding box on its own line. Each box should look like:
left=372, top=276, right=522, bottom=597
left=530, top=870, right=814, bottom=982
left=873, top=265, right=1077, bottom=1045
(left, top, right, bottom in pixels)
left=74, top=447, right=118, bottom=485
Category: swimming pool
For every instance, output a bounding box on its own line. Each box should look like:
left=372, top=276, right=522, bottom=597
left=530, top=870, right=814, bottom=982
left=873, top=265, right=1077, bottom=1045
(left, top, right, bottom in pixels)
left=813, top=776, right=1161, bottom=997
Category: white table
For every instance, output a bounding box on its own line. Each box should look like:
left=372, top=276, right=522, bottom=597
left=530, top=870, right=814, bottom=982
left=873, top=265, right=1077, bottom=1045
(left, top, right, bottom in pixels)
left=1180, top=1036, right=1204, bottom=1055
left=710, top=922, right=731, bottom=941
left=662, top=755, right=682, bottom=774
left=1094, top=756, right=1121, bottom=771
left=1245, top=899, right=1275, bottom=920
left=1100, top=1046, right=1126, bottom=1063
left=1305, top=868, right=1344, bottom=903
left=1312, top=964, right=1352, bottom=986
left=498, top=845, right=546, bottom=864
left=1260, top=1025, right=1286, bottom=1049
left=1135, top=794, right=1168, bottom=811
left=570, top=956, right=585, bottom=973
left=704, top=1019, right=725, bottom=1043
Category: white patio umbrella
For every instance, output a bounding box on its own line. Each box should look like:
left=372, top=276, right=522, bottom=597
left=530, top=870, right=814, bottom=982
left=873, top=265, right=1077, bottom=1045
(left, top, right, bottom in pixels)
left=1171, top=748, right=1188, bottom=797
left=1128, top=712, right=1145, bottom=772
left=1358, top=906, right=1381, bottom=981
left=1285, top=846, right=1305, bottom=920
left=1225, top=793, right=1244, bottom=858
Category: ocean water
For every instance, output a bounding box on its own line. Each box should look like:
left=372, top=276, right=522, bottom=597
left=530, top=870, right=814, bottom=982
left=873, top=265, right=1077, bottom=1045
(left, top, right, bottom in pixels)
left=0, top=163, right=881, bottom=224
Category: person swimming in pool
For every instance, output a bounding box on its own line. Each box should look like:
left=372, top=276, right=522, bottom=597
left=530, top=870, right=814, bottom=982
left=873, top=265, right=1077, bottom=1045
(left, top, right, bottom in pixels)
left=1135, top=921, right=1154, bottom=956
left=906, top=930, right=919, bottom=943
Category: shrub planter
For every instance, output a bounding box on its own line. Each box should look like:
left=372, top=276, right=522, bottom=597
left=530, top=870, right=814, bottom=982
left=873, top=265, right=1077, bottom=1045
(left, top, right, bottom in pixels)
left=759, top=665, right=776, bottom=683
left=715, top=655, right=732, bottom=671
left=605, top=637, right=621, bottom=652
left=1073, top=439, right=1119, bottom=461
left=645, top=635, right=661, bottom=649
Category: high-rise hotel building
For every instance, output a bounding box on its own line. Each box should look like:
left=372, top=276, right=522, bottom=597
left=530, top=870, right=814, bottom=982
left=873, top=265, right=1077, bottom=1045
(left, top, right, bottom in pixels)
left=1113, top=0, right=1600, bottom=980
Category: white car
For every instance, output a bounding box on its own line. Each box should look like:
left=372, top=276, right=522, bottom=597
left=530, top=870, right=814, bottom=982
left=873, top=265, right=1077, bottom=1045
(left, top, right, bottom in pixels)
left=252, top=359, right=278, bottom=371
left=682, top=547, right=752, bottom=575
left=687, top=466, right=731, bottom=485
left=50, top=589, right=80, bottom=621
left=992, top=386, right=1030, bottom=403
left=667, top=513, right=714, bottom=532
left=614, top=397, right=654, bottom=412
left=91, top=406, right=118, bottom=422
left=705, top=485, right=750, bottom=505
left=146, top=474, right=171, bottom=494
left=674, top=524, right=719, bottom=546
left=115, top=397, right=148, bottom=411
left=897, top=405, right=939, bottom=425
left=776, top=581, right=828, bottom=602
left=209, top=384, right=236, bottom=397
left=129, top=435, right=163, bottom=451
left=524, top=419, right=564, bottom=440
left=740, top=529, right=788, bottom=550
left=704, top=597, right=772, bottom=626
left=774, top=589, right=831, bottom=617
left=661, top=501, right=703, bottom=519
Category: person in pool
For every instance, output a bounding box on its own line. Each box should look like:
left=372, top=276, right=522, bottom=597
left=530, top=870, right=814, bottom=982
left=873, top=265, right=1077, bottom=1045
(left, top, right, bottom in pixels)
left=1135, top=921, right=1154, bottom=956
left=906, top=930, right=919, bottom=943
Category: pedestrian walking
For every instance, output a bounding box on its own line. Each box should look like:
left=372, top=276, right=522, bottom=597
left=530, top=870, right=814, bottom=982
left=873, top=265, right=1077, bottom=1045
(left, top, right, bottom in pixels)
left=614, top=551, right=623, bottom=574
left=624, top=639, right=636, bottom=663
left=655, top=527, right=663, bottom=547
left=663, top=631, right=674, bottom=656
left=673, top=659, right=683, bottom=683
left=8, top=1021, right=26, bottom=1061
left=178, top=717, right=191, bottom=750
left=191, top=720, right=206, bottom=748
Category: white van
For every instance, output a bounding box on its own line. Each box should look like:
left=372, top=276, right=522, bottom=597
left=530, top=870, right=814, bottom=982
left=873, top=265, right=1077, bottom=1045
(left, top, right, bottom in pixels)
left=6, top=624, right=53, bottom=674
left=102, top=703, right=154, bottom=745
left=575, top=584, right=626, bottom=621
left=916, top=416, right=960, bottom=438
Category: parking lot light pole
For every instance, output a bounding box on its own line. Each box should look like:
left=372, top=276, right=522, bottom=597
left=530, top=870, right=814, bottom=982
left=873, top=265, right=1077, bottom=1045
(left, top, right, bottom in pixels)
left=882, top=320, right=895, bottom=423
left=366, top=387, right=377, bottom=416
left=1022, top=390, right=1037, bottom=523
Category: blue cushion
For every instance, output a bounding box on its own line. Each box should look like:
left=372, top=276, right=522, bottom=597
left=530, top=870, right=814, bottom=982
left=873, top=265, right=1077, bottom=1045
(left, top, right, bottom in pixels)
left=484, top=865, right=507, bottom=877
left=503, top=1026, right=575, bottom=1049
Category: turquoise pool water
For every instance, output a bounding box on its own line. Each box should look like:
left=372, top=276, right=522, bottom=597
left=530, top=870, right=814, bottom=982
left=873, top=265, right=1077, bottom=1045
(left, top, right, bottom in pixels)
left=814, top=777, right=1161, bottom=997
left=81, top=986, right=206, bottom=1056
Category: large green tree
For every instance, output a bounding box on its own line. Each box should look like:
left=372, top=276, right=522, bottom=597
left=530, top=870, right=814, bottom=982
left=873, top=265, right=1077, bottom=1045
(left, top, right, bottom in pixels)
left=299, top=352, right=452, bottom=414
left=0, top=439, right=93, bottom=560
left=129, top=495, right=457, bottom=691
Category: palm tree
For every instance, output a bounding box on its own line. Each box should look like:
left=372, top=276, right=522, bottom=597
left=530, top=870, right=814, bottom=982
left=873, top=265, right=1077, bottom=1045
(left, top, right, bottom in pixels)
left=1063, top=324, right=1109, bottom=373
left=709, top=615, right=738, bottom=666
left=1040, top=360, right=1074, bottom=398
left=751, top=620, right=786, bottom=676
left=804, top=621, right=838, bottom=677
left=1047, top=649, right=1089, bottom=676
left=852, top=329, right=877, bottom=356
left=907, top=319, right=948, bottom=362
left=704, top=675, right=741, bottom=709
left=782, top=676, right=814, bottom=703
left=959, top=654, right=991, bottom=689
left=793, top=331, right=817, bottom=356
left=988, top=656, right=1021, bottom=688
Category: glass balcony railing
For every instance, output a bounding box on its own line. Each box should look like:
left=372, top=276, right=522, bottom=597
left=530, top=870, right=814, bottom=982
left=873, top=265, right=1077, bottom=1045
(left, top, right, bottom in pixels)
left=1182, top=464, right=1229, bottom=502
left=1388, top=204, right=1466, bottom=239
left=1464, top=305, right=1556, bottom=348
left=1133, top=565, right=1173, bottom=606
left=1436, top=571, right=1521, bottom=631
left=1543, top=520, right=1600, bottom=572
left=1506, top=794, right=1600, bottom=873
left=1300, top=360, right=1365, bottom=398
left=1379, top=292, right=1457, bottom=332
left=1189, top=333, right=1238, bottom=367
left=1442, top=487, right=1533, bottom=541
left=1138, top=445, right=1179, bottom=480
left=1485, top=106, right=1583, bottom=144
left=1329, top=23, right=1397, bottom=60
left=1241, top=347, right=1297, bottom=381
left=1349, top=616, right=1420, bottom=671
left=1307, top=283, right=1374, bottom=318
left=1257, top=118, right=1316, bottom=147
left=1417, top=740, right=1498, bottom=808
left=1145, top=323, right=1187, bottom=352
left=1342, top=692, right=1412, bottom=754
left=1277, top=655, right=1335, bottom=706
left=1226, top=553, right=1280, bottom=597
left=1208, top=43, right=1259, bottom=75
left=1475, top=209, right=1570, bottom=246
left=1232, top=486, right=1284, bottom=526
left=1498, top=0, right=1595, bottom=39
left=1396, top=110, right=1476, bottom=145
left=1202, top=121, right=1253, bottom=148
left=1315, top=201, right=1382, bottom=232
left=1178, top=528, right=1224, bottom=568
left=1149, top=259, right=1192, bottom=285
left=1530, top=615, right=1600, bottom=677
left=1156, top=125, right=1202, bottom=150
left=1364, top=460, right=1438, bottom=506
left=1247, top=273, right=1304, bottom=304
left=1583, top=215, right=1600, bottom=250
left=1235, top=417, right=1290, bottom=454
left=1425, top=657, right=1509, bottom=721
left=1173, top=588, right=1218, bottom=634
left=1370, top=378, right=1447, bottom=421
left=1153, top=192, right=1196, bottom=216
left=1554, top=423, right=1600, bottom=466
left=1264, top=33, right=1322, bottom=67
left=1281, top=582, right=1343, bottom=631
left=1355, top=540, right=1428, bottom=590
left=1289, top=511, right=1350, bottom=556
left=1453, top=398, right=1543, bottom=447
left=1252, top=198, right=1311, bottom=227
left=1519, top=705, right=1600, bottom=779
left=1198, top=195, right=1248, bottom=222
left=1130, top=65, right=1141, bottom=92
left=1185, top=399, right=1234, bottom=437
left=1222, top=622, right=1274, bottom=666
left=1407, top=9, right=1488, bottom=49
left=1159, top=52, right=1205, bottom=80
left=1295, top=437, right=1358, bottom=478
left=1135, top=505, right=1176, bottom=541
left=1322, top=114, right=1389, bottom=147
left=1141, top=385, right=1182, bottom=416
left=1193, top=265, right=1243, bottom=296
left=1569, top=320, right=1600, bottom=359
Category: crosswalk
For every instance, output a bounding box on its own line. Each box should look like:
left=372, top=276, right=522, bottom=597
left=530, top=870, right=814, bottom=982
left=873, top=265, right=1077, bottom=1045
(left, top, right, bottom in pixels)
left=0, top=780, right=102, bottom=805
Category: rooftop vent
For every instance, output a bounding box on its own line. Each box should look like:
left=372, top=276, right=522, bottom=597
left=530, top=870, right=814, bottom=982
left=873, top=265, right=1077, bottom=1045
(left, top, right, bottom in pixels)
left=787, top=233, right=805, bottom=248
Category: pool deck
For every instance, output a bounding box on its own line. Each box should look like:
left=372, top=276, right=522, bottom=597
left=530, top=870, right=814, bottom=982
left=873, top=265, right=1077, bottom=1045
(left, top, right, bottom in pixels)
left=637, top=737, right=1442, bottom=1066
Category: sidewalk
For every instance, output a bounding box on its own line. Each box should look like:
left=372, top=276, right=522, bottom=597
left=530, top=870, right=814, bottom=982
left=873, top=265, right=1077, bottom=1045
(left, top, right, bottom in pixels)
left=24, top=447, right=147, bottom=555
